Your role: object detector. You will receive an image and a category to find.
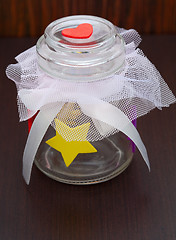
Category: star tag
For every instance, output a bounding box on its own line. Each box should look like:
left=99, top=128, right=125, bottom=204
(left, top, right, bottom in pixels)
left=46, top=119, right=97, bottom=167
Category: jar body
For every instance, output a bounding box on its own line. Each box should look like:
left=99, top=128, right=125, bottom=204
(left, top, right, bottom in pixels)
left=34, top=15, right=133, bottom=184
left=34, top=125, right=133, bottom=184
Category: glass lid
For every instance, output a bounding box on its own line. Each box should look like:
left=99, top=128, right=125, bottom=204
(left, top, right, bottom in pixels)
left=36, top=15, right=125, bottom=81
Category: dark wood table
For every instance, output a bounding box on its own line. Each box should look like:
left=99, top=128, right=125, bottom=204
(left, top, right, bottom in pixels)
left=0, top=36, right=176, bottom=240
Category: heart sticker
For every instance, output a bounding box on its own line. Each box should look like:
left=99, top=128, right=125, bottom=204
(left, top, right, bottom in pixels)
left=62, top=23, right=93, bottom=39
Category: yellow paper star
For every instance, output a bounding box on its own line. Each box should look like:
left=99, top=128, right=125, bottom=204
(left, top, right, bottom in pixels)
left=46, top=119, right=97, bottom=167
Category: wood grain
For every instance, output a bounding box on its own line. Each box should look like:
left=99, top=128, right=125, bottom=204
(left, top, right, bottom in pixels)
left=0, top=35, right=176, bottom=240
left=0, top=0, right=176, bottom=37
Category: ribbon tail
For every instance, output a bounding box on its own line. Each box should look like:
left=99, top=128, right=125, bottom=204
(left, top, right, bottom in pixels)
left=80, top=98, right=150, bottom=170
left=22, top=103, right=64, bottom=184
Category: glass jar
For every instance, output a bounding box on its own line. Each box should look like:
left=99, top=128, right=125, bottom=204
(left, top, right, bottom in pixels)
left=34, top=15, right=134, bottom=184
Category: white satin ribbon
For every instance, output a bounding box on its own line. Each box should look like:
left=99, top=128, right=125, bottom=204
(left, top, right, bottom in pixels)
left=21, top=91, right=150, bottom=184
left=23, top=103, right=64, bottom=184
left=79, top=97, right=150, bottom=169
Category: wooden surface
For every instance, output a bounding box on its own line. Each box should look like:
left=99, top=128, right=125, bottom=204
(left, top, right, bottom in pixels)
left=0, top=35, right=176, bottom=240
left=0, top=0, right=176, bottom=37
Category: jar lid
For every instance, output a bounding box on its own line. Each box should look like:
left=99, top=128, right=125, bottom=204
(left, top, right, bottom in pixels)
left=36, top=15, right=125, bottom=81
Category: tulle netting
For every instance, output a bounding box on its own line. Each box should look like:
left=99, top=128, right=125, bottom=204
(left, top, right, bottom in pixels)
left=6, top=27, right=176, bottom=142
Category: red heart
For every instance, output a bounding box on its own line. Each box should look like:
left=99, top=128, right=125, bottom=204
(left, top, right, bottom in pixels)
left=62, top=23, right=93, bottom=39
